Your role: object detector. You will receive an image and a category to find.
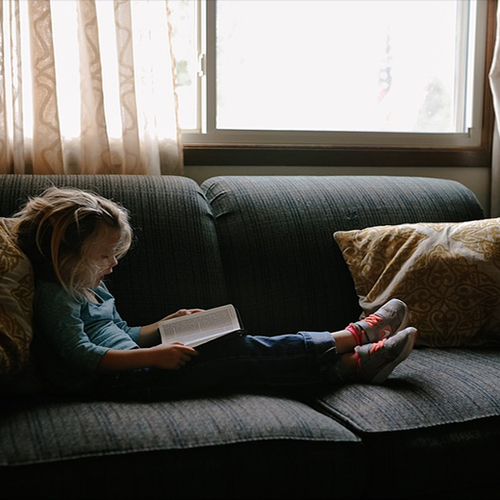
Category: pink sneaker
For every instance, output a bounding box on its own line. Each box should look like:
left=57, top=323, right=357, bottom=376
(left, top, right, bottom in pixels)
left=354, top=327, right=417, bottom=384
left=348, top=298, right=408, bottom=345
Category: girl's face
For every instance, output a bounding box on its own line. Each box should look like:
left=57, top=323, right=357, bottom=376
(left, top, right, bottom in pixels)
left=88, top=229, right=121, bottom=288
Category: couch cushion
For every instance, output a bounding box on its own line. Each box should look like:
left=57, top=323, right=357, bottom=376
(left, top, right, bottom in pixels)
left=313, top=347, right=500, bottom=433
left=202, top=176, right=484, bottom=335
left=0, top=393, right=359, bottom=466
left=0, top=393, right=364, bottom=499
left=0, top=218, right=34, bottom=382
left=311, top=347, right=500, bottom=499
left=334, top=218, right=500, bottom=347
left=0, top=174, right=228, bottom=326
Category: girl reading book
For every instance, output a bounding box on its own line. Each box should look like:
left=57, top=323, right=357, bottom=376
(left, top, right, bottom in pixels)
left=13, top=187, right=417, bottom=400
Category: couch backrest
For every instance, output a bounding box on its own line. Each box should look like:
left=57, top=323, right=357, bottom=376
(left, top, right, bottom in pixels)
left=202, top=176, right=485, bottom=334
left=0, top=174, right=485, bottom=335
left=0, top=174, right=228, bottom=326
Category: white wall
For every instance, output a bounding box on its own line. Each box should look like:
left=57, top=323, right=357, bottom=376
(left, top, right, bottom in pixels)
left=185, top=165, right=492, bottom=217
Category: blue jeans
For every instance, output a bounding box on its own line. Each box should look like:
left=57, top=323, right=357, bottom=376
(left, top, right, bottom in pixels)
left=97, top=332, right=341, bottom=401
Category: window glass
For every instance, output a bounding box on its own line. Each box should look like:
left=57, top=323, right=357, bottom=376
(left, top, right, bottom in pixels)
left=169, top=0, right=488, bottom=150
left=215, top=0, right=464, bottom=133
left=168, top=0, right=199, bottom=130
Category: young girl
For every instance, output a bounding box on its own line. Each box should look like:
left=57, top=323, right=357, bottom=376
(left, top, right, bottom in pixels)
left=13, top=186, right=417, bottom=400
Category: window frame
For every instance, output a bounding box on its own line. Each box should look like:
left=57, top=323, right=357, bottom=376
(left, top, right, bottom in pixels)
left=183, top=0, right=496, bottom=168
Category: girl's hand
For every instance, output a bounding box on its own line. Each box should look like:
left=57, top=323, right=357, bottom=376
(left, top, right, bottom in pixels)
left=160, top=308, right=204, bottom=322
left=148, top=342, right=198, bottom=370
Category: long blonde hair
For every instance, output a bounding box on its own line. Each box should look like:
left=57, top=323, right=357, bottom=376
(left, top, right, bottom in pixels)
left=12, top=187, right=133, bottom=296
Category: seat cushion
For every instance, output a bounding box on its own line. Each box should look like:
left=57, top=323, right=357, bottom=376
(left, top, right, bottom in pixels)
left=0, top=393, right=364, bottom=499
left=313, top=347, right=500, bottom=433
left=0, top=393, right=359, bottom=466
left=311, top=348, right=500, bottom=498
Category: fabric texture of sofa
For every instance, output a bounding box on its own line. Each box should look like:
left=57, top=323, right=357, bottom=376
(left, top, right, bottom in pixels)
left=1, top=174, right=499, bottom=499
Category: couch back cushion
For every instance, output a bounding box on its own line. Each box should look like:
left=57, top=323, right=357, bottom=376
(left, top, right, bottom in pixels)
left=0, top=175, right=228, bottom=326
left=202, top=176, right=484, bottom=335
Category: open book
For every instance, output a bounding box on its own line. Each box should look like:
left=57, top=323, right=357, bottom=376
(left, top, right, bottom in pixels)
left=159, top=304, right=245, bottom=348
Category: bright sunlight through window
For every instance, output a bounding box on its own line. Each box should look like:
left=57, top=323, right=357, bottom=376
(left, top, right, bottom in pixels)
left=216, top=0, right=462, bottom=133
left=169, top=0, right=487, bottom=147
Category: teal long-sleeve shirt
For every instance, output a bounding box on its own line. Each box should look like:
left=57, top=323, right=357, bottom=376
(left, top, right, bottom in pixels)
left=33, top=281, right=141, bottom=393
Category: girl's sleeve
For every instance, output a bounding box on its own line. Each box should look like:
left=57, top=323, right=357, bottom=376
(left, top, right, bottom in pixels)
left=99, top=283, right=141, bottom=343
left=35, top=284, right=110, bottom=375
left=113, top=312, right=141, bottom=343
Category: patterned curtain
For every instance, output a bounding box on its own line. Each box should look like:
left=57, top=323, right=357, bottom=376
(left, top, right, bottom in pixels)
left=0, top=0, right=182, bottom=175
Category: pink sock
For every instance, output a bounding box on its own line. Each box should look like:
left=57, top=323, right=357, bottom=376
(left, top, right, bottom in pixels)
left=346, top=323, right=363, bottom=345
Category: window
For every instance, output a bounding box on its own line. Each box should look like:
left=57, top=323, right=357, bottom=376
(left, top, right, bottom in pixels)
left=215, top=0, right=474, bottom=137
left=169, top=0, right=491, bottom=155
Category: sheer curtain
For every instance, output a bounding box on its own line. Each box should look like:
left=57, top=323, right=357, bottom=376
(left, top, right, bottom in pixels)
left=0, top=0, right=182, bottom=175
left=489, top=1, right=500, bottom=216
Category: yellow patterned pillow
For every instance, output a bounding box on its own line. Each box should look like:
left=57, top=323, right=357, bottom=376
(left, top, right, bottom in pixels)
left=334, top=219, right=500, bottom=347
left=0, top=218, right=34, bottom=381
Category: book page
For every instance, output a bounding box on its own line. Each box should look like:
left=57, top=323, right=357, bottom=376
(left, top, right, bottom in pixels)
left=159, top=304, right=242, bottom=347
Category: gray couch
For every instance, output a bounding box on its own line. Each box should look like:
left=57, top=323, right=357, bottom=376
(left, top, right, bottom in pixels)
left=1, top=174, right=499, bottom=499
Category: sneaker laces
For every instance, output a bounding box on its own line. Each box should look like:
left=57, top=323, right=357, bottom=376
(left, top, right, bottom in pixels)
left=369, top=338, right=387, bottom=354
left=363, top=313, right=383, bottom=330
left=348, top=313, right=383, bottom=345
left=355, top=338, right=387, bottom=375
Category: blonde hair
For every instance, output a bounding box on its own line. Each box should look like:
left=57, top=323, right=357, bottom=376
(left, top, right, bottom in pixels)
left=13, top=187, right=133, bottom=296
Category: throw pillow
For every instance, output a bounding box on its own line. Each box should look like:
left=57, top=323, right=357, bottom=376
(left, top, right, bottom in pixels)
left=334, top=218, right=500, bottom=347
left=0, top=218, right=34, bottom=381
